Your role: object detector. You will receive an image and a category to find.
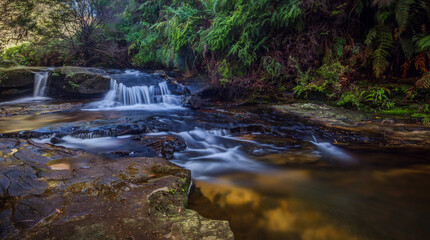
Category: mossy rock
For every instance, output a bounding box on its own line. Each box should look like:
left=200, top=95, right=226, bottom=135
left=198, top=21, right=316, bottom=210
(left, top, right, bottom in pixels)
left=48, top=68, right=110, bottom=98
left=0, top=68, right=37, bottom=88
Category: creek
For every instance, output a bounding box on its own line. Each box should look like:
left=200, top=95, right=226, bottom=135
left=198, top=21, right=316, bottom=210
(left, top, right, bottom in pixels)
left=1, top=69, right=429, bottom=240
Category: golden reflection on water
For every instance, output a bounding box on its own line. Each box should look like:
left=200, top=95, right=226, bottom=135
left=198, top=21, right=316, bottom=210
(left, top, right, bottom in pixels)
left=190, top=165, right=430, bottom=240
left=192, top=175, right=360, bottom=240
left=0, top=111, right=120, bottom=133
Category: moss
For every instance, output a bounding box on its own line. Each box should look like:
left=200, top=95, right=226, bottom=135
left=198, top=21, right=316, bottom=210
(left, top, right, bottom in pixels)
left=411, top=113, right=430, bottom=118
left=379, top=108, right=415, bottom=115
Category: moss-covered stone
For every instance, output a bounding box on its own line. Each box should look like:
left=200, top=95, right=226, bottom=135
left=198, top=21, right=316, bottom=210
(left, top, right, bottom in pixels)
left=48, top=67, right=110, bottom=98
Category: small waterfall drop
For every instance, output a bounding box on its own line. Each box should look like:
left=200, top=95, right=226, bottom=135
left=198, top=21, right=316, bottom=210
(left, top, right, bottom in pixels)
left=0, top=70, right=51, bottom=105
left=33, top=71, right=49, bottom=97
left=85, top=78, right=183, bottom=110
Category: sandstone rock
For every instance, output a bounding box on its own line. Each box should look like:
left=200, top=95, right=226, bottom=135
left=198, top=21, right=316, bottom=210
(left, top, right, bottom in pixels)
left=48, top=69, right=110, bottom=98
left=0, top=138, right=233, bottom=240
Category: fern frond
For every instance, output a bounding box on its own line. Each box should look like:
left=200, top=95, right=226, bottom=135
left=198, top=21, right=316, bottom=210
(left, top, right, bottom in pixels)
left=414, top=53, right=427, bottom=72
left=373, top=47, right=390, bottom=78
left=395, top=0, right=413, bottom=34
left=417, top=35, right=430, bottom=52
left=416, top=71, right=430, bottom=89
left=401, top=59, right=411, bottom=78
left=400, top=37, right=414, bottom=58
left=365, top=28, right=377, bottom=46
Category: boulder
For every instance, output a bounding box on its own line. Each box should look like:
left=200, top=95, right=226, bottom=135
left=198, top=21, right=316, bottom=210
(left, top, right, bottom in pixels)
left=0, top=67, right=46, bottom=100
left=48, top=68, right=110, bottom=98
left=134, top=134, right=187, bottom=160
left=177, top=75, right=212, bottom=95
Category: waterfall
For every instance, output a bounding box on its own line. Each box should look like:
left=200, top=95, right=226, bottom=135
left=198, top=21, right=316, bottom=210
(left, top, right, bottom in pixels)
left=33, top=71, right=49, bottom=97
left=105, top=79, right=177, bottom=105
left=85, top=78, right=182, bottom=110
left=0, top=70, right=50, bottom=105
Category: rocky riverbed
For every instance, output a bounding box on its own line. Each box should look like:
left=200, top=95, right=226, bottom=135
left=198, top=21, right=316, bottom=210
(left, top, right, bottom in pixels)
left=1, top=67, right=430, bottom=240
left=0, top=138, right=233, bottom=239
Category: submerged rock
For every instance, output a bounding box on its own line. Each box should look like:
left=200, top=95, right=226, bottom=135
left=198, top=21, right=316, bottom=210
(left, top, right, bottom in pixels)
left=135, top=134, right=187, bottom=160
left=0, top=138, right=232, bottom=240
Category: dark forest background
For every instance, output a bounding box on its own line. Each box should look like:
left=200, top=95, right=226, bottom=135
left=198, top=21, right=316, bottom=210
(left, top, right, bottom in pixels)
left=1, top=0, right=429, bottom=109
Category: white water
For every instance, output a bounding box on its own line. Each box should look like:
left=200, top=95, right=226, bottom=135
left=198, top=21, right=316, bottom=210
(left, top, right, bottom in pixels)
left=171, top=129, right=271, bottom=180
left=84, top=79, right=184, bottom=111
left=33, top=71, right=49, bottom=97
left=310, top=139, right=355, bottom=164
left=0, top=71, right=50, bottom=105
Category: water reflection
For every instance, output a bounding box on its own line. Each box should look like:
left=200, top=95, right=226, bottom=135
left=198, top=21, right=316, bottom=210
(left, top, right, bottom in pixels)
left=190, top=160, right=430, bottom=240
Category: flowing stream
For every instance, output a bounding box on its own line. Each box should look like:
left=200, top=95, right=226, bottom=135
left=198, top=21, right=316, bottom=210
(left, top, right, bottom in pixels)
left=1, top=69, right=430, bottom=240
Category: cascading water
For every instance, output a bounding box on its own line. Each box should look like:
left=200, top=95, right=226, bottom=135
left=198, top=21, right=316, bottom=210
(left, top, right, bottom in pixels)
left=33, top=71, right=49, bottom=97
left=85, top=78, right=183, bottom=110
left=0, top=70, right=50, bottom=105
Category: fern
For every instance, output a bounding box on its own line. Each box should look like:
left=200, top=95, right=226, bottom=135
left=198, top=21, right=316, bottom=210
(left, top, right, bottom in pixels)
left=417, top=35, right=430, bottom=52
left=395, top=0, right=413, bottom=34
left=368, top=26, right=393, bottom=78
left=416, top=72, right=430, bottom=89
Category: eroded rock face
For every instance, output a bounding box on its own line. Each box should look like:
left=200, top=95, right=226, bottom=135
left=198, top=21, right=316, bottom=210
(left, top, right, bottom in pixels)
left=48, top=68, right=110, bottom=98
left=0, top=138, right=233, bottom=240
left=0, top=67, right=46, bottom=100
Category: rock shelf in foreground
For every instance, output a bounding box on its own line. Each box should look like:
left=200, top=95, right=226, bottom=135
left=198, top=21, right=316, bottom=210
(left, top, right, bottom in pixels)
left=0, top=138, right=233, bottom=240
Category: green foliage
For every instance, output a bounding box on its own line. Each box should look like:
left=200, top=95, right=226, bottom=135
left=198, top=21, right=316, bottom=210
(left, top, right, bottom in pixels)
left=1, top=0, right=430, bottom=104
left=217, top=59, right=232, bottom=85
left=366, top=25, right=393, bottom=78
left=262, top=56, right=284, bottom=79
left=1, top=43, right=34, bottom=66
left=363, top=87, right=395, bottom=109
left=364, top=0, right=430, bottom=78
left=417, top=35, right=430, bottom=51
left=121, top=0, right=302, bottom=75
left=293, top=69, right=315, bottom=99
left=337, top=89, right=365, bottom=109
left=0, top=71, right=7, bottom=84
left=68, top=80, right=79, bottom=90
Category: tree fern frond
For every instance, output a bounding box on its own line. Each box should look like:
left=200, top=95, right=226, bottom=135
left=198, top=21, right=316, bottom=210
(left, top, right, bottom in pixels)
left=400, top=37, right=414, bottom=58
left=365, top=28, right=377, bottom=46
left=417, top=35, right=430, bottom=52
left=395, top=0, right=413, bottom=34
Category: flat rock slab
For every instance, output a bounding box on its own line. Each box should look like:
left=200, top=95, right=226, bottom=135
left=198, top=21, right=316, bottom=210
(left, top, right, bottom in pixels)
left=0, top=138, right=233, bottom=240
left=274, top=103, right=430, bottom=147
left=0, top=102, right=82, bottom=118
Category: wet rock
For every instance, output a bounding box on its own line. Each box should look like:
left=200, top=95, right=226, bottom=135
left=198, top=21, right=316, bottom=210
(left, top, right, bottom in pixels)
left=3, top=165, right=48, bottom=198
left=274, top=103, right=430, bottom=147
left=166, top=209, right=234, bottom=240
left=0, top=138, right=233, bottom=240
left=168, top=81, right=191, bottom=95
left=154, top=69, right=182, bottom=79
left=177, top=75, right=212, bottom=95
left=136, top=135, right=187, bottom=160
left=110, top=150, right=131, bottom=157
left=0, top=67, right=44, bottom=88
left=183, top=95, right=207, bottom=109
left=0, top=67, right=46, bottom=100
left=48, top=68, right=110, bottom=99
left=50, top=137, right=64, bottom=144
left=0, top=210, right=14, bottom=239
